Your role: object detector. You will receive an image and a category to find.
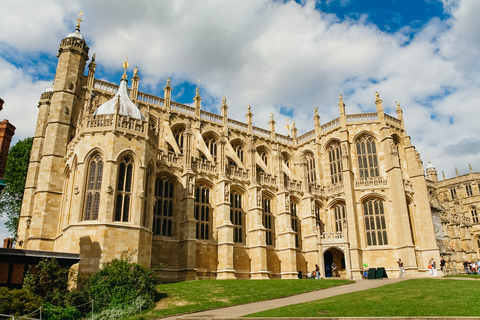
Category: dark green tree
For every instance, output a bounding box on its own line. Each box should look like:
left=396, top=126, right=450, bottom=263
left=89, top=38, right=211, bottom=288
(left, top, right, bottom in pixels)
left=0, top=137, right=33, bottom=237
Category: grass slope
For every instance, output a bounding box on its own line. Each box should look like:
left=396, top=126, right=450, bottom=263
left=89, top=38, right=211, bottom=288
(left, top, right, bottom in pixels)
left=247, top=279, right=480, bottom=317
left=138, top=279, right=352, bottom=319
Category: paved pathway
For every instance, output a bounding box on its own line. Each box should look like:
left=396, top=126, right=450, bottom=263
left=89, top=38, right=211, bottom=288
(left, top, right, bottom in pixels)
left=163, top=278, right=406, bottom=320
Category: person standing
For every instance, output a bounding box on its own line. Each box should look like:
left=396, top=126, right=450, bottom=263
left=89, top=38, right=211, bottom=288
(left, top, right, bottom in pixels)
left=440, top=257, right=446, bottom=274
left=331, top=261, right=337, bottom=277
left=397, top=258, right=405, bottom=278
left=431, top=258, right=438, bottom=277
left=315, top=264, right=320, bottom=279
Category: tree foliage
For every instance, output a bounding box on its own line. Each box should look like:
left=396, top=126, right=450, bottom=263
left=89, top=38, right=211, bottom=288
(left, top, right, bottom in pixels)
left=0, top=287, right=42, bottom=317
left=23, top=258, right=70, bottom=305
left=0, top=137, right=33, bottom=237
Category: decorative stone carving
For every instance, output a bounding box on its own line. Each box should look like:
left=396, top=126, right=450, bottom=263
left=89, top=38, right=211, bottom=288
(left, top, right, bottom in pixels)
left=224, top=182, right=230, bottom=202
left=390, top=140, right=398, bottom=156
left=138, top=190, right=144, bottom=199
left=73, top=185, right=79, bottom=195
left=257, top=190, right=262, bottom=207
left=285, top=195, right=290, bottom=212
left=188, top=177, right=195, bottom=196
left=106, top=184, right=113, bottom=195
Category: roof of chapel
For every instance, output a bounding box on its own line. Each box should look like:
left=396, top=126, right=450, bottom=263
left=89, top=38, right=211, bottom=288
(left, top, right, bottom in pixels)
left=93, top=78, right=145, bottom=120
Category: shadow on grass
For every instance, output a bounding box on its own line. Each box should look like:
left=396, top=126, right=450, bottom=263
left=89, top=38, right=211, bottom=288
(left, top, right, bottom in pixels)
left=155, top=291, right=168, bottom=301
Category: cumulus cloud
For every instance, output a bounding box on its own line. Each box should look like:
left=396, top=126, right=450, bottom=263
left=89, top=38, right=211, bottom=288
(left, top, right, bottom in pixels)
left=443, top=138, right=480, bottom=156
left=0, top=0, right=479, bottom=181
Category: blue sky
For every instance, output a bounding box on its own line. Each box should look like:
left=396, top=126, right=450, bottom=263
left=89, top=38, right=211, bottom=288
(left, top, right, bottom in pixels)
left=1, top=0, right=480, bottom=240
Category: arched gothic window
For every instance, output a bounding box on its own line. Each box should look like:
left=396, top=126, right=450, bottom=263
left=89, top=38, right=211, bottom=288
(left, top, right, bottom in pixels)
left=153, top=179, right=174, bottom=236
left=471, top=207, right=479, bottom=224
left=84, top=154, right=103, bottom=221
left=328, top=144, right=342, bottom=184
left=259, top=150, right=268, bottom=166
left=364, top=199, right=388, bottom=246
left=356, top=136, right=379, bottom=179
left=204, top=136, right=217, bottom=162
left=291, top=201, right=300, bottom=248
left=172, top=127, right=185, bottom=154
left=114, top=156, right=133, bottom=222
left=142, top=166, right=152, bottom=227
left=305, top=153, right=316, bottom=185
left=263, top=197, right=274, bottom=246
left=333, top=203, right=346, bottom=233
left=232, top=142, right=244, bottom=163
left=195, top=186, right=211, bottom=240
left=230, top=192, right=244, bottom=243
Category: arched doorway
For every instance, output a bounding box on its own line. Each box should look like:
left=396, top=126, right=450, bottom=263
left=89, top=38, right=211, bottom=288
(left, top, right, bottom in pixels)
left=324, top=247, right=346, bottom=277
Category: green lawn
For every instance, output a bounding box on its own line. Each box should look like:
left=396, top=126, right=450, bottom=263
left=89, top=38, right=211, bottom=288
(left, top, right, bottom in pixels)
left=444, top=274, right=480, bottom=278
left=247, top=279, right=480, bottom=317
left=132, top=279, right=352, bottom=319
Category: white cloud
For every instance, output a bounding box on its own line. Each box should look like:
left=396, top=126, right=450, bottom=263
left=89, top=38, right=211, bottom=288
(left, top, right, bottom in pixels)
left=0, top=0, right=479, bottom=183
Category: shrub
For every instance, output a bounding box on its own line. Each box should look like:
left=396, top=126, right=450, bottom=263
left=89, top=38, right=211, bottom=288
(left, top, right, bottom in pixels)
left=42, top=302, right=82, bottom=320
left=0, top=287, right=42, bottom=317
left=87, top=252, right=157, bottom=312
left=23, top=258, right=70, bottom=305
left=92, top=296, right=148, bottom=320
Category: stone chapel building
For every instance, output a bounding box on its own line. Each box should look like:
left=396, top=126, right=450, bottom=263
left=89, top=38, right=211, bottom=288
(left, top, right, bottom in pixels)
left=16, top=21, right=441, bottom=281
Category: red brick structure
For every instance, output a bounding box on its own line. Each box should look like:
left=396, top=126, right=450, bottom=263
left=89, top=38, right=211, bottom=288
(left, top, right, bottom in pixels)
left=0, top=119, right=16, bottom=181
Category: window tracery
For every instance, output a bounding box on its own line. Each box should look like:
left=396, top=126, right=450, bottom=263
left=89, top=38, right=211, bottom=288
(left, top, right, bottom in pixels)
left=328, top=144, right=342, bottom=184
left=364, top=199, right=388, bottom=246
left=230, top=192, right=244, bottom=243
left=84, top=154, right=103, bottom=221
left=291, top=201, right=300, bottom=248
left=471, top=207, right=479, bottom=224
left=356, top=136, right=379, bottom=179
left=263, top=197, right=274, bottom=246
left=114, top=156, right=133, bottom=222
left=153, top=178, right=174, bottom=236
left=195, top=185, right=211, bottom=240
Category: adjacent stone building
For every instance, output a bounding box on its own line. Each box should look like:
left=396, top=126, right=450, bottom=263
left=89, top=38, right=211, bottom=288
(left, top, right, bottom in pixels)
left=16, top=21, right=441, bottom=281
left=426, top=163, right=480, bottom=272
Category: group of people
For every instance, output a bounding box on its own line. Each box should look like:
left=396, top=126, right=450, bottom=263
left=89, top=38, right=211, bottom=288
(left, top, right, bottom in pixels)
left=300, top=262, right=339, bottom=279
left=463, top=260, right=480, bottom=274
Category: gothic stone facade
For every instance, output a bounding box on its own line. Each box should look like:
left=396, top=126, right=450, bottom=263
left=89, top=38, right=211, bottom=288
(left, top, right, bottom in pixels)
left=426, top=166, right=480, bottom=272
left=16, top=28, right=440, bottom=281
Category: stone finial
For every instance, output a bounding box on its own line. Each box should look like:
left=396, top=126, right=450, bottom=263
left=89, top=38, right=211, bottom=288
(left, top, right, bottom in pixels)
left=222, top=96, right=227, bottom=107
left=285, top=119, right=290, bottom=137
left=375, top=91, right=380, bottom=102
left=133, top=66, right=139, bottom=77
left=314, top=107, right=318, bottom=116
left=270, top=113, right=274, bottom=122
left=469, top=163, right=473, bottom=173
left=455, top=167, right=459, bottom=177
left=396, top=101, right=401, bottom=110
left=339, top=94, right=343, bottom=104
